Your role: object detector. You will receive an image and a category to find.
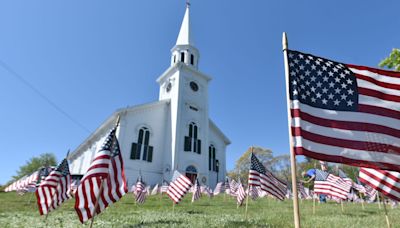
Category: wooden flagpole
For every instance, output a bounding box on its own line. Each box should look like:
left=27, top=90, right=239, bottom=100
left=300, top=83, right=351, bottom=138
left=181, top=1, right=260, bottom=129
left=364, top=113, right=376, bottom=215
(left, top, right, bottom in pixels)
left=313, top=196, right=316, bottom=215
left=377, top=191, right=382, bottom=209
left=341, top=200, right=344, bottom=213
left=244, top=147, right=253, bottom=219
left=359, top=192, right=365, bottom=210
left=381, top=193, right=391, bottom=228
left=282, top=32, right=301, bottom=228
left=90, top=116, right=120, bottom=228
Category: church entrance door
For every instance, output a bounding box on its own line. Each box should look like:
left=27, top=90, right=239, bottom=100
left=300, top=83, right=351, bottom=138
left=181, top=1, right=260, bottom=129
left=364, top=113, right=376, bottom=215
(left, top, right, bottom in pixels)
left=185, top=165, right=197, bottom=184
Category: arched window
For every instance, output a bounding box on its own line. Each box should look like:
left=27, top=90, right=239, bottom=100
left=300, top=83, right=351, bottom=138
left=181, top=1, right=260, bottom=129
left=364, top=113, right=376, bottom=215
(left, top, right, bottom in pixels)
left=184, top=122, right=201, bottom=154
left=209, top=145, right=216, bottom=171
left=130, top=127, right=153, bottom=162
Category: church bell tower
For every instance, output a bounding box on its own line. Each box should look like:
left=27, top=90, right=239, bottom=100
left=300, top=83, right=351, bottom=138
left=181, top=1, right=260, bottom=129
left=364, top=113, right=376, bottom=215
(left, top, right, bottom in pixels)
left=156, top=3, right=212, bottom=182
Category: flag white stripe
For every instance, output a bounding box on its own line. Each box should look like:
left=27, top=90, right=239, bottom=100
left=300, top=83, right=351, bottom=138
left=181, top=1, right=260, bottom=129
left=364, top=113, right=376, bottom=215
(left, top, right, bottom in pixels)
left=359, top=95, right=400, bottom=111
left=291, top=101, right=398, bottom=129
left=294, top=136, right=400, bottom=165
left=357, top=78, right=400, bottom=97
left=349, top=67, right=400, bottom=84
left=293, top=118, right=399, bottom=147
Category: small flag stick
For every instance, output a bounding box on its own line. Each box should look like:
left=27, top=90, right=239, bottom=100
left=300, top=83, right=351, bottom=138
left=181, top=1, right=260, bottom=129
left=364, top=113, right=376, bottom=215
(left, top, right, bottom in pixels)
left=282, top=32, right=301, bottom=228
left=381, top=193, right=391, bottom=228
left=359, top=192, right=365, bottom=210
left=244, top=147, right=253, bottom=219
left=341, top=200, right=344, bottom=213
left=377, top=192, right=382, bottom=209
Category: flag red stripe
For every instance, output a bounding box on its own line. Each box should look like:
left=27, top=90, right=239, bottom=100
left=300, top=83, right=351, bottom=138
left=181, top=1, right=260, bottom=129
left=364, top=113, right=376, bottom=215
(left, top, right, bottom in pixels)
left=347, top=64, right=400, bottom=78
left=358, top=87, right=400, bottom=103
left=358, top=104, right=400, bottom=121
left=291, top=108, right=400, bottom=138
left=292, top=126, right=400, bottom=154
left=294, top=147, right=400, bottom=171
left=355, top=73, right=400, bottom=90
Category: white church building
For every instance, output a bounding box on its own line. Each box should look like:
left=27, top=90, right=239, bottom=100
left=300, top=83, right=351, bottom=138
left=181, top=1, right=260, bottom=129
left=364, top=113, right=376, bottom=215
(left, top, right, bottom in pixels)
left=69, top=5, right=230, bottom=188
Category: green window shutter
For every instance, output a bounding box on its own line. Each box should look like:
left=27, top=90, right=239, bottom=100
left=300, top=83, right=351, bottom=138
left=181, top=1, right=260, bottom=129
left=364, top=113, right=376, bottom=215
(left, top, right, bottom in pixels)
left=147, top=146, right=153, bottom=162
left=197, top=139, right=201, bottom=154
left=130, top=143, right=138, bottom=159
left=184, top=136, right=191, bottom=151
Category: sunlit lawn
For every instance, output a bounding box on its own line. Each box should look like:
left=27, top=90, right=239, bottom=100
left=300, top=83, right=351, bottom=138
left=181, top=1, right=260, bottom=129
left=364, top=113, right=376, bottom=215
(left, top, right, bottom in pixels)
left=0, top=192, right=398, bottom=227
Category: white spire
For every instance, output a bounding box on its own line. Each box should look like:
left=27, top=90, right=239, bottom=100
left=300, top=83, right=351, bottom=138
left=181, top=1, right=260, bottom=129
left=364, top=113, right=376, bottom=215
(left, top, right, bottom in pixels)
left=176, top=4, right=193, bottom=46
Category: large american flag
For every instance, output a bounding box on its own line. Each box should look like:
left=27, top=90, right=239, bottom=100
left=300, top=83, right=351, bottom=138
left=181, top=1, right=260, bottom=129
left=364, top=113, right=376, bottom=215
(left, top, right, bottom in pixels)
left=191, top=178, right=201, bottom=202
left=359, top=168, right=400, bottom=201
left=134, top=176, right=146, bottom=204
left=248, top=153, right=287, bottom=201
left=167, top=170, right=193, bottom=204
left=287, top=50, right=400, bottom=171
left=74, top=125, right=127, bottom=223
left=314, top=169, right=351, bottom=200
left=35, top=158, right=72, bottom=215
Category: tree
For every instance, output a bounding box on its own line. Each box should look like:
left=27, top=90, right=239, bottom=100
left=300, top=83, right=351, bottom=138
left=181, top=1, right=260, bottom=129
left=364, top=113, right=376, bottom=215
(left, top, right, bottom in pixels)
left=379, top=48, right=400, bottom=71
left=11, top=153, right=57, bottom=181
left=227, top=146, right=291, bottom=184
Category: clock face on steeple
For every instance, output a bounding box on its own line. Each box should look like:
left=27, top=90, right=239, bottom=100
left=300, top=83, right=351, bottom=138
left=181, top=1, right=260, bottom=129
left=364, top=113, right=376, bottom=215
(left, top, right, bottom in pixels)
left=166, top=82, right=172, bottom=92
left=189, top=81, right=199, bottom=92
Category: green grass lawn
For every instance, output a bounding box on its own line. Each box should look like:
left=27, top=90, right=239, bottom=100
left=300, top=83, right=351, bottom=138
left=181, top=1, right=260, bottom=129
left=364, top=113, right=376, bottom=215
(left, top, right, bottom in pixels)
left=0, top=192, right=398, bottom=227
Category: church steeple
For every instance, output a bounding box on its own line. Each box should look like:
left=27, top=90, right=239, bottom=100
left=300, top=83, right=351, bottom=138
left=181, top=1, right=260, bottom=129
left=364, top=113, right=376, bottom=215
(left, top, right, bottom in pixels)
left=170, top=3, right=200, bottom=69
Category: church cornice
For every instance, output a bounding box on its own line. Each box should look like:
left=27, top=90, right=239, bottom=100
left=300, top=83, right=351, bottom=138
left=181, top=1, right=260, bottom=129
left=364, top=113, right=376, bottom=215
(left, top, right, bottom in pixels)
left=68, top=99, right=170, bottom=161
left=156, top=62, right=211, bottom=84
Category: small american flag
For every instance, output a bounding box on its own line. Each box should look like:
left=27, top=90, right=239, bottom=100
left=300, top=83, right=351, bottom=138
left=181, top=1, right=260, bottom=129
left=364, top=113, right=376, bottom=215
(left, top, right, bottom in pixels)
left=5, top=171, right=40, bottom=192
left=248, top=185, right=260, bottom=200
left=160, top=180, right=169, bottom=193
left=236, top=179, right=246, bottom=206
left=297, top=182, right=308, bottom=199
left=74, top=124, right=127, bottom=223
left=248, top=153, right=287, bottom=201
left=35, top=158, right=72, bottom=215
left=167, top=170, right=193, bottom=204
left=359, top=168, right=400, bottom=201
left=314, top=169, right=351, bottom=200
left=229, top=179, right=239, bottom=196
left=213, top=182, right=224, bottom=195
left=364, top=184, right=378, bottom=202
left=338, top=169, right=353, bottom=190
left=151, top=184, right=159, bottom=195
left=224, top=178, right=231, bottom=194
left=134, top=175, right=146, bottom=204
left=287, top=50, right=400, bottom=171
left=191, top=178, right=201, bottom=202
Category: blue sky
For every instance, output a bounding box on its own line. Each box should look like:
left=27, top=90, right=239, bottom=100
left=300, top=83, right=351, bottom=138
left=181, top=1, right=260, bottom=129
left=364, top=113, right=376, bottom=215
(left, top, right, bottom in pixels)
left=0, top=1, right=399, bottom=184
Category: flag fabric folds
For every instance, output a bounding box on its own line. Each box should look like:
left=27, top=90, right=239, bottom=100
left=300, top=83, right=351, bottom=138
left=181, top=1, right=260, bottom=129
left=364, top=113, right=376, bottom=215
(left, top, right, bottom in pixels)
left=167, top=170, right=193, bottom=204
left=213, top=182, right=224, bottom=195
left=74, top=125, right=127, bottom=223
left=287, top=50, right=400, bottom=171
left=36, top=158, right=72, bottom=215
left=191, top=178, right=201, bottom=202
left=248, top=153, right=287, bottom=200
left=359, top=168, right=400, bottom=201
left=236, top=179, right=246, bottom=206
left=314, top=169, right=351, bottom=200
left=5, top=171, right=40, bottom=192
left=133, top=176, right=147, bottom=204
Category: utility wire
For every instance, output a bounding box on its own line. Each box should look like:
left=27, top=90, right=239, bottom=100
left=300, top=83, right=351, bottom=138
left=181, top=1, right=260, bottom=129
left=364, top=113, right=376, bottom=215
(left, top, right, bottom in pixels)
left=0, top=59, right=91, bottom=134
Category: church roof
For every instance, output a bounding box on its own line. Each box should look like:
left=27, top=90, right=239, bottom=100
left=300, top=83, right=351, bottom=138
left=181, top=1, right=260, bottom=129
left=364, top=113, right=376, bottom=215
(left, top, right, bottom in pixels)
left=176, top=4, right=193, bottom=46
left=209, top=119, right=231, bottom=145
left=68, top=100, right=170, bottom=160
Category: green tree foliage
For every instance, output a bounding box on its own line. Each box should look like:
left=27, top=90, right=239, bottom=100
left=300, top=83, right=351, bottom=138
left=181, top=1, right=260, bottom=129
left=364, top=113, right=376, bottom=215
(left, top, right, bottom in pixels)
left=11, top=153, right=57, bottom=181
left=379, top=48, right=400, bottom=71
left=227, top=146, right=291, bottom=184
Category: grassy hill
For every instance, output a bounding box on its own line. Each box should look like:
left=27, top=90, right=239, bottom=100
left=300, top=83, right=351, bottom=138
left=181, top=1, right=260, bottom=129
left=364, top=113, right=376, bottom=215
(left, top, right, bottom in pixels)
left=0, top=192, right=398, bottom=227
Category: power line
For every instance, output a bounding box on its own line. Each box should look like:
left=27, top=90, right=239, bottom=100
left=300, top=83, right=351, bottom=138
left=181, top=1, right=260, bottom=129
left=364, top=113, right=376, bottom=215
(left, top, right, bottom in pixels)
left=0, top=59, right=91, bottom=134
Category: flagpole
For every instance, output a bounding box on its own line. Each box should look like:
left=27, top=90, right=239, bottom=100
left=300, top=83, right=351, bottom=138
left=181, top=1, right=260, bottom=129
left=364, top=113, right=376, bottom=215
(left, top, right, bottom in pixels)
left=381, top=193, right=391, bottom=228
left=244, top=147, right=253, bottom=219
left=359, top=192, right=365, bottom=210
left=313, top=195, right=316, bottom=215
left=341, top=200, right=344, bottom=213
left=377, top=191, right=382, bottom=209
left=282, top=32, right=301, bottom=228
left=90, top=116, right=120, bottom=228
